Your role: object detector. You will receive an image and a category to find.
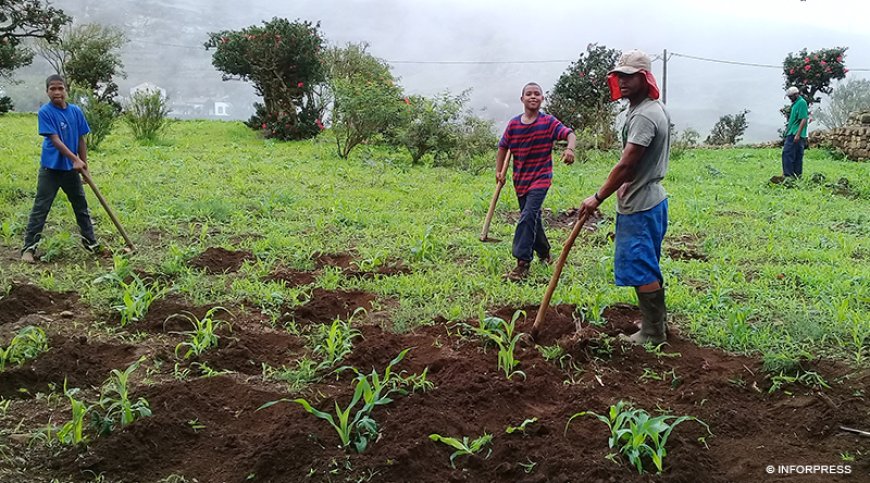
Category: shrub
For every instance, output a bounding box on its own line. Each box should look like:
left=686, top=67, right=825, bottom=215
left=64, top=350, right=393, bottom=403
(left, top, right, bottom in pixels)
left=70, top=84, right=119, bottom=150
left=705, top=110, right=749, bottom=145
left=0, top=96, right=12, bottom=114
left=124, top=89, right=170, bottom=141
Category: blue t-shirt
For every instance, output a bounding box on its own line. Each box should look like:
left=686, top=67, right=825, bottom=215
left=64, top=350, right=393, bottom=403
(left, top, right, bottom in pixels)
left=38, top=102, right=90, bottom=170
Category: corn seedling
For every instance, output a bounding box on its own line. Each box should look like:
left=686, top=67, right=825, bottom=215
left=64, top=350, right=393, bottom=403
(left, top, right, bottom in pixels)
left=472, top=311, right=526, bottom=380
left=0, top=397, right=11, bottom=416
left=261, top=357, right=319, bottom=391
left=92, top=254, right=132, bottom=284
left=0, top=326, right=49, bottom=371
left=566, top=401, right=711, bottom=475
left=170, top=307, right=231, bottom=359
left=114, top=275, right=167, bottom=327
left=187, top=419, right=206, bottom=433
left=0, top=220, right=15, bottom=243
left=56, top=381, right=89, bottom=446
left=192, top=362, right=232, bottom=378
left=518, top=458, right=537, bottom=474
left=260, top=350, right=411, bottom=453
left=643, top=342, right=682, bottom=359
left=92, top=357, right=151, bottom=435
left=261, top=380, right=374, bottom=452
left=428, top=432, right=493, bottom=468
left=391, top=367, right=435, bottom=393
left=538, top=344, right=566, bottom=362
left=768, top=370, right=830, bottom=394
left=311, top=316, right=362, bottom=369
left=505, top=417, right=538, bottom=435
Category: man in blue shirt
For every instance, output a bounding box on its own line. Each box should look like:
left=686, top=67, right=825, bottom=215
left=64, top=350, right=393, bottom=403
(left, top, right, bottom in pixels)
left=21, top=75, right=98, bottom=262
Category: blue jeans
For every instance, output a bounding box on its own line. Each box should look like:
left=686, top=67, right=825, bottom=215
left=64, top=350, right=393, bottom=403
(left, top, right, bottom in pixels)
left=23, top=167, right=96, bottom=252
left=512, top=188, right=550, bottom=262
left=782, top=135, right=805, bottom=178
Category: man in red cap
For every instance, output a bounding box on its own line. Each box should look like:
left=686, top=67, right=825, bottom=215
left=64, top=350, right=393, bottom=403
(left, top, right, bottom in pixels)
left=577, top=50, right=671, bottom=345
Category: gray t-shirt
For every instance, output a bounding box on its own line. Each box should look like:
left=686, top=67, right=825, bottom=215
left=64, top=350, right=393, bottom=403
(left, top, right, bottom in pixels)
left=617, top=98, right=671, bottom=214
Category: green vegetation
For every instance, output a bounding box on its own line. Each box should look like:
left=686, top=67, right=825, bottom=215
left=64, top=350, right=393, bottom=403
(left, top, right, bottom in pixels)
left=0, top=326, right=49, bottom=371
left=428, top=432, right=493, bottom=468
left=0, top=115, right=867, bottom=366
left=259, top=349, right=412, bottom=453
left=567, top=401, right=711, bottom=474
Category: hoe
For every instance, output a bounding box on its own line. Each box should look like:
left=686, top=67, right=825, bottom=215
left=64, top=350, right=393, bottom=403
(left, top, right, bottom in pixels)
left=480, top=151, right=512, bottom=243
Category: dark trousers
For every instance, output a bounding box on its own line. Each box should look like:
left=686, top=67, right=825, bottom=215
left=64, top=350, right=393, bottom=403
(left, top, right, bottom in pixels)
left=23, top=167, right=96, bottom=252
left=782, top=135, right=805, bottom=177
left=512, top=188, right=550, bottom=262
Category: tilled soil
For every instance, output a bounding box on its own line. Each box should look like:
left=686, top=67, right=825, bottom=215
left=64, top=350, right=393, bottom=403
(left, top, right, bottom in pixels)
left=2, top=288, right=867, bottom=483
left=189, top=247, right=254, bottom=274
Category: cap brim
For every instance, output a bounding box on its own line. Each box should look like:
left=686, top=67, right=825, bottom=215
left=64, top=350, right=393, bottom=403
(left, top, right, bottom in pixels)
left=609, top=66, right=643, bottom=75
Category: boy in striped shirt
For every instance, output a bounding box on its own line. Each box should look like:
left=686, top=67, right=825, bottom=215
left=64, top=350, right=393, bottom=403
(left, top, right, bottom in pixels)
left=496, top=82, right=576, bottom=281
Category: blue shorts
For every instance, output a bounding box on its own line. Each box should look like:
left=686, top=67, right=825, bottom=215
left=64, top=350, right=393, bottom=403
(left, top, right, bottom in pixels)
left=614, top=198, right=668, bottom=287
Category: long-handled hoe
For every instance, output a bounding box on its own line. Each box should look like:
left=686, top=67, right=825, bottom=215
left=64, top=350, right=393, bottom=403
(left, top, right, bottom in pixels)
left=479, top=152, right=512, bottom=243
left=530, top=212, right=590, bottom=340
left=81, top=169, right=135, bottom=251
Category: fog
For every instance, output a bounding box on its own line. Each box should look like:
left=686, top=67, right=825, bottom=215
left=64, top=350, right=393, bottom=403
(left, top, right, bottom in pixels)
left=5, top=0, right=870, bottom=142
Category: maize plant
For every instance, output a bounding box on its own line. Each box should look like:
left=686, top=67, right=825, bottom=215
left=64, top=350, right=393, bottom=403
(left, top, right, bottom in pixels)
left=171, top=307, right=231, bottom=359
left=91, top=357, right=152, bottom=435
left=566, top=401, right=711, bottom=474
left=114, top=275, right=167, bottom=327
left=472, top=310, right=526, bottom=380
left=429, top=432, right=493, bottom=468
left=311, top=315, right=362, bottom=369
left=57, top=381, right=89, bottom=446
left=260, top=349, right=412, bottom=453
left=0, top=326, right=49, bottom=371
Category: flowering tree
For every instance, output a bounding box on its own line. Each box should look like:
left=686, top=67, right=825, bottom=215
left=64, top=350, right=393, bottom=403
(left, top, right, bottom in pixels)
left=782, top=47, right=848, bottom=103
left=205, top=18, right=325, bottom=140
left=548, top=43, right=621, bottom=148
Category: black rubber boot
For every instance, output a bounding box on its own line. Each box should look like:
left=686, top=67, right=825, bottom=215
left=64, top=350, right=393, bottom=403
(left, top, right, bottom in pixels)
left=623, top=288, right=667, bottom=345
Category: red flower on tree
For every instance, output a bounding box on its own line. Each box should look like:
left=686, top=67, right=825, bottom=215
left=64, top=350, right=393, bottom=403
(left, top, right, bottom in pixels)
left=297, top=82, right=304, bottom=88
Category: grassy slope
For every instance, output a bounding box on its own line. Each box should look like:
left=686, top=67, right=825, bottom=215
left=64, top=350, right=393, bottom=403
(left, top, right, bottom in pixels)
left=1, top=113, right=867, bottom=363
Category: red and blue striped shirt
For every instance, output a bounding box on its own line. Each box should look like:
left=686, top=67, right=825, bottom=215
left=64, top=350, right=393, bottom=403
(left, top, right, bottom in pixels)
left=498, top=113, right=572, bottom=196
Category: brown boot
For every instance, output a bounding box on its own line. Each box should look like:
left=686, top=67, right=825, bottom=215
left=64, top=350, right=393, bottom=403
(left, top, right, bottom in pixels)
left=622, top=288, right=667, bottom=345
left=505, top=260, right=530, bottom=282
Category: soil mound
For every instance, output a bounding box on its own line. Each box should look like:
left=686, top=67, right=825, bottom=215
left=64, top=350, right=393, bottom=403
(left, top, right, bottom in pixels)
left=0, top=284, right=76, bottom=325
left=189, top=247, right=253, bottom=274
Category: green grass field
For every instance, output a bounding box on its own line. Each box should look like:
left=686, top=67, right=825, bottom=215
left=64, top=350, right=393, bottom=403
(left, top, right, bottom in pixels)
left=1, top=113, right=868, bottom=365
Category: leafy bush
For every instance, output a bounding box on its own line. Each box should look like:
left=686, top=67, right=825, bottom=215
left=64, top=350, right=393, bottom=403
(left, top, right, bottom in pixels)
left=705, top=110, right=749, bottom=145
left=70, top=84, right=119, bottom=150
left=0, top=96, right=12, bottom=114
left=332, top=78, right=403, bottom=158
left=328, top=43, right=404, bottom=158
left=393, top=92, right=465, bottom=164
left=124, top=89, right=170, bottom=141
left=447, top=114, right=498, bottom=173
left=670, top=127, right=700, bottom=160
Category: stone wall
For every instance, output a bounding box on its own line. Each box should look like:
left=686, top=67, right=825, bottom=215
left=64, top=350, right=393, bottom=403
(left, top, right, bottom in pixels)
left=811, top=110, right=870, bottom=161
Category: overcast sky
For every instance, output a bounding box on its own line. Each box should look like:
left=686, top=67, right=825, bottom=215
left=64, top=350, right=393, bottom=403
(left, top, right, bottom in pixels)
left=14, top=0, right=870, bottom=142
